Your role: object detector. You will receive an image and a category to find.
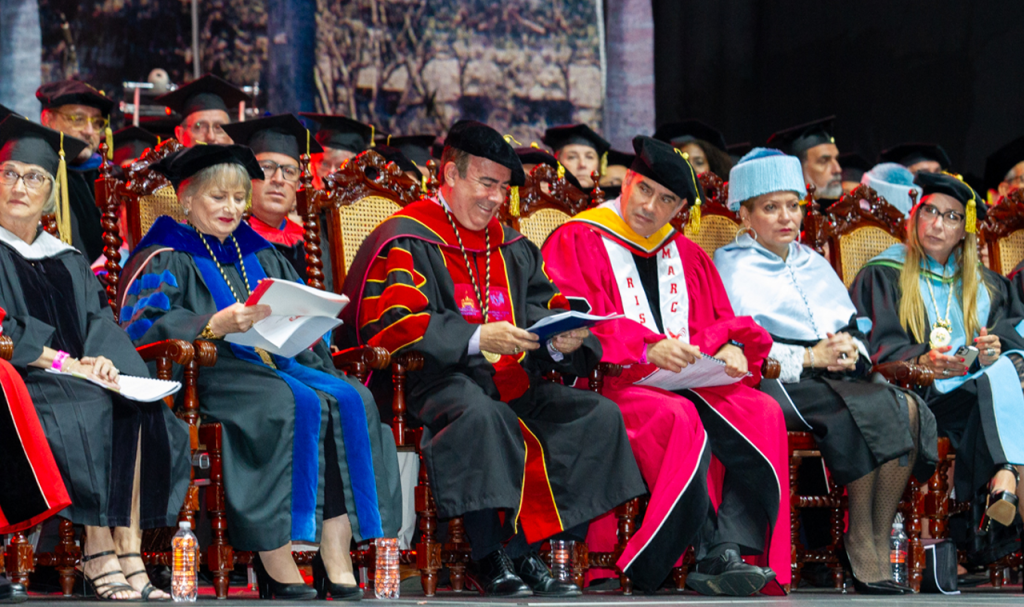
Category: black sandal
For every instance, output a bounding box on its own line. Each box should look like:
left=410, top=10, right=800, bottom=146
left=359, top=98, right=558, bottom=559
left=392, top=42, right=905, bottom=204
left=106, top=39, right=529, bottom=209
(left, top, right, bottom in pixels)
left=118, top=553, right=168, bottom=601
left=82, top=550, right=143, bottom=602
left=980, top=464, right=1020, bottom=533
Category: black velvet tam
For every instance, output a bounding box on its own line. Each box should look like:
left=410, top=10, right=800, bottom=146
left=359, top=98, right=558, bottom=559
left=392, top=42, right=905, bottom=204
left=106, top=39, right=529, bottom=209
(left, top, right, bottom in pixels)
left=375, top=145, right=418, bottom=174
left=879, top=143, right=951, bottom=170
left=984, top=135, right=1024, bottom=191
left=222, top=114, right=323, bottom=162
left=513, top=147, right=583, bottom=190
left=299, top=113, right=374, bottom=154
left=629, top=135, right=705, bottom=204
left=154, top=74, right=251, bottom=118
left=389, top=135, right=435, bottom=166
left=605, top=148, right=636, bottom=168
left=0, top=116, right=89, bottom=176
left=151, top=144, right=264, bottom=188
left=541, top=123, right=611, bottom=155
left=35, top=79, right=115, bottom=115
left=767, top=116, right=836, bottom=156
left=653, top=119, right=728, bottom=152
left=443, top=120, right=525, bottom=186
left=914, top=171, right=985, bottom=219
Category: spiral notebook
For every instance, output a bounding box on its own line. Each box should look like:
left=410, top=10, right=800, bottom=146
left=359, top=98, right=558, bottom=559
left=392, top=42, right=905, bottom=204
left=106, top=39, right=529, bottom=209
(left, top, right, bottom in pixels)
left=634, top=354, right=748, bottom=391
left=46, top=369, right=182, bottom=403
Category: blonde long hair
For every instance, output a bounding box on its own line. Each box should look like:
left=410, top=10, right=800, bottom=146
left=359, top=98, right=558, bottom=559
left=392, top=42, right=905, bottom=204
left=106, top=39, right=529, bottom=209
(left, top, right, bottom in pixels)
left=898, top=207, right=987, bottom=343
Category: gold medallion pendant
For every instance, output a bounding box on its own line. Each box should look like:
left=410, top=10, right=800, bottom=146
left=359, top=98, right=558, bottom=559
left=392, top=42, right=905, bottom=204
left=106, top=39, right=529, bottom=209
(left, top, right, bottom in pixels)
left=929, top=323, right=952, bottom=349
left=482, top=350, right=501, bottom=364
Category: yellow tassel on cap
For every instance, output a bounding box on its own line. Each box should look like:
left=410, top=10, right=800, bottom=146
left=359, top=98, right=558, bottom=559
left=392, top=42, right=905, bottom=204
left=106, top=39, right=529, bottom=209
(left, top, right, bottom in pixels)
left=369, top=125, right=375, bottom=148
left=675, top=148, right=703, bottom=234
left=509, top=186, right=520, bottom=217
left=56, top=133, right=72, bottom=244
left=530, top=142, right=539, bottom=149
left=306, top=129, right=311, bottom=156
left=945, top=172, right=977, bottom=233
left=599, top=151, right=608, bottom=176
left=105, top=125, right=114, bottom=161
left=503, top=134, right=522, bottom=147
left=557, top=162, right=565, bottom=180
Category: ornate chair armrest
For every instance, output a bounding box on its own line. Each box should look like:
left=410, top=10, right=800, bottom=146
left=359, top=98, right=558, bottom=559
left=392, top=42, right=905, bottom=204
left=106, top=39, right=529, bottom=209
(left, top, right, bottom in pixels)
left=135, top=339, right=195, bottom=367
left=333, top=346, right=391, bottom=384
left=390, top=351, right=425, bottom=447
left=872, top=361, right=934, bottom=389
left=588, top=362, right=622, bottom=393
left=761, top=357, right=781, bottom=380
left=0, top=335, right=12, bottom=361
left=191, top=339, right=219, bottom=367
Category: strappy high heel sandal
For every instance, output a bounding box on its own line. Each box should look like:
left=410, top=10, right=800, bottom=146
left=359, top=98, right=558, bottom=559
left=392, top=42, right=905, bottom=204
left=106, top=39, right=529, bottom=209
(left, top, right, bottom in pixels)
left=82, top=551, right=143, bottom=602
left=117, top=553, right=167, bottom=601
left=980, top=464, right=1020, bottom=534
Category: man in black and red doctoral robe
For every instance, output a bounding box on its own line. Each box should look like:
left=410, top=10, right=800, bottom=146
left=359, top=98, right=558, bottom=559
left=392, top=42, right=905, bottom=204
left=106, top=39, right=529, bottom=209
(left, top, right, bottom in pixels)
left=340, top=121, right=645, bottom=598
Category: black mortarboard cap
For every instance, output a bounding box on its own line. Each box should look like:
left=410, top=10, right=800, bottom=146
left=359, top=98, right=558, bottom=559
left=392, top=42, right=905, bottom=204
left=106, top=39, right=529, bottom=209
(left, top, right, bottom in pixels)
left=838, top=152, right=870, bottom=182
left=151, top=144, right=264, bottom=189
left=389, top=135, right=435, bottom=167
left=0, top=104, right=17, bottom=121
left=299, top=113, right=374, bottom=154
left=221, top=114, right=323, bottom=162
left=726, top=141, right=753, bottom=160
left=375, top=145, right=419, bottom=174
left=767, top=116, right=836, bottom=157
left=879, top=143, right=951, bottom=170
left=541, top=123, right=611, bottom=155
left=605, top=149, right=635, bottom=168
left=984, top=136, right=1024, bottom=191
left=630, top=135, right=705, bottom=204
left=36, top=79, right=115, bottom=115
left=154, top=74, right=251, bottom=118
left=0, top=116, right=88, bottom=176
left=514, top=147, right=584, bottom=190
left=112, top=126, right=159, bottom=166
left=652, top=119, right=728, bottom=152
left=914, top=171, right=985, bottom=230
left=443, top=120, right=525, bottom=186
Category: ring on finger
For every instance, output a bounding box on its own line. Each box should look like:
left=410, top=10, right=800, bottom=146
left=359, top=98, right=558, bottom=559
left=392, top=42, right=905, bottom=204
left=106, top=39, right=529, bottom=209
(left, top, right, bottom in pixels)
left=513, top=345, right=520, bottom=354
left=986, top=348, right=996, bottom=357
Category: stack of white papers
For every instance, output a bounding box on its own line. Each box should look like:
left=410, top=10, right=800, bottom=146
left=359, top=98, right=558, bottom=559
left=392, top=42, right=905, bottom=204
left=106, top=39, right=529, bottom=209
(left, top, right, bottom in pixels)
left=47, top=369, right=181, bottom=403
left=225, top=279, right=349, bottom=358
left=634, top=354, right=748, bottom=391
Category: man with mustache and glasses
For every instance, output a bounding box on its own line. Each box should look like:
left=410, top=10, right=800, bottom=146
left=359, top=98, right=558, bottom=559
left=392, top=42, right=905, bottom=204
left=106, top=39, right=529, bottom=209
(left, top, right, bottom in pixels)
left=154, top=74, right=251, bottom=148
left=340, top=120, right=644, bottom=598
left=768, top=117, right=843, bottom=210
left=36, top=80, right=115, bottom=261
left=543, top=136, right=789, bottom=596
left=223, top=114, right=332, bottom=290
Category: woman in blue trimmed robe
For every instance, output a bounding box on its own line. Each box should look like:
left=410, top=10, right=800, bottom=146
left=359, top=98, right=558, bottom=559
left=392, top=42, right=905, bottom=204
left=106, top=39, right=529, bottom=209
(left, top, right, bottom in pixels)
left=117, top=145, right=401, bottom=599
left=851, top=171, right=1024, bottom=567
left=715, top=148, right=937, bottom=594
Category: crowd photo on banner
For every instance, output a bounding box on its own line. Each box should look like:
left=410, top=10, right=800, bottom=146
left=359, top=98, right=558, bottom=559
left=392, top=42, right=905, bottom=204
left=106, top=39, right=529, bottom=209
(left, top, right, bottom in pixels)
left=2, top=6, right=1024, bottom=605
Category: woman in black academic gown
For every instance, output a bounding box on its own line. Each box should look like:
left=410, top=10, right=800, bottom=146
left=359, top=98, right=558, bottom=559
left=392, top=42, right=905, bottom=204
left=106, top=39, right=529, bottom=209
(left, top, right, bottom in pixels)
left=118, top=144, right=401, bottom=600
left=0, top=116, right=190, bottom=601
left=851, top=171, right=1024, bottom=566
left=715, top=148, right=937, bottom=594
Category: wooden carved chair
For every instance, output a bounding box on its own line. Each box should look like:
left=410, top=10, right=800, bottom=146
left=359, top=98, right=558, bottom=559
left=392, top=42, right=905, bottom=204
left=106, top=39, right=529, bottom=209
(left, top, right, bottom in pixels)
left=671, top=172, right=738, bottom=258
left=981, top=188, right=1024, bottom=277
left=499, top=163, right=593, bottom=247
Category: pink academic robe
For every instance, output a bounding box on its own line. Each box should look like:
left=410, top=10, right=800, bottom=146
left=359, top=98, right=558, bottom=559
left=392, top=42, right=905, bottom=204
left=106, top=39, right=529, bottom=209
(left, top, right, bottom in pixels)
left=542, top=204, right=790, bottom=593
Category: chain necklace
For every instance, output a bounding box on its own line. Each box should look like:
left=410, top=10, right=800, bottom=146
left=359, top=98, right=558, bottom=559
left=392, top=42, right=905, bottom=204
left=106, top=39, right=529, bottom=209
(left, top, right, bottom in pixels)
left=196, top=231, right=252, bottom=302
left=923, top=264, right=954, bottom=349
left=441, top=205, right=500, bottom=364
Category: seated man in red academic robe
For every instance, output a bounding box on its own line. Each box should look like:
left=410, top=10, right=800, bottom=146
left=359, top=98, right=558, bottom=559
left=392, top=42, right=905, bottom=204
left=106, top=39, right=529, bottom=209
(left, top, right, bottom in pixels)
left=339, top=121, right=645, bottom=598
left=543, top=136, right=790, bottom=595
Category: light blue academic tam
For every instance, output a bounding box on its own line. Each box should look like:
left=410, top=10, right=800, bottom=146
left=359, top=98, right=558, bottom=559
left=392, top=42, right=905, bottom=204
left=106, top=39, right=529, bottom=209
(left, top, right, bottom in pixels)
left=860, top=162, right=922, bottom=216
left=726, top=147, right=807, bottom=211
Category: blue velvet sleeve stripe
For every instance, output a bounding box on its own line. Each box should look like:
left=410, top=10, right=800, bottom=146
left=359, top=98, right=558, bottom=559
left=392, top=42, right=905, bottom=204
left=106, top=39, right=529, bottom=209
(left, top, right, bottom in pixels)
left=134, top=292, right=171, bottom=313
left=125, top=318, right=154, bottom=341
left=119, top=304, right=135, bottom=324
left=127, top=270, right=179, bottom=296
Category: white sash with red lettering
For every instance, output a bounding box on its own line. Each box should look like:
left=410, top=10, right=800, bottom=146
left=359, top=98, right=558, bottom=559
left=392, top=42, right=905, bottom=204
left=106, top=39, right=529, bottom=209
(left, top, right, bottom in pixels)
left=600, top=236, right=689, bottom=342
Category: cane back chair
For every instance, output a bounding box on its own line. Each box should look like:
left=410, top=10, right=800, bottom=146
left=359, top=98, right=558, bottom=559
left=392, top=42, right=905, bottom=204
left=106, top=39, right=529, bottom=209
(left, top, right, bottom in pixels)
left=981, top=189, right=1024, bottom=277
left=499, top=163, right=593, bottom=247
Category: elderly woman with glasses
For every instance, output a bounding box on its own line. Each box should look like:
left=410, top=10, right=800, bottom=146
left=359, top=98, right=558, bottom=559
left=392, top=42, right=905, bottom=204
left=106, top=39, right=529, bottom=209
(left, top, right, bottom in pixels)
left=0, top=116, right=191, bottom=601
left=851, top=171, right=1024, bottom=568
left=118, top=144, right=400, bottom=600
left=222, top=115, right=332, bottom=290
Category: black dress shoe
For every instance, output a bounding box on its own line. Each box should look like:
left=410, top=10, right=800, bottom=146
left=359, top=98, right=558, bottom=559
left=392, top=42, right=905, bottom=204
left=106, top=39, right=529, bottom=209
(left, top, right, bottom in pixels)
left=311, top=552, right=363, bottom=600
left=512, top=553, right=581, bottom=597
left=686, top=546, right=768, bottom=596
left=0, top=577, right=27, bottom=604
left=252, top=554, right=318, bottom=600
left=838, top=548, right=903, bottom=595
left=467, top=549, right=532, bottom=598
left=879, top=580, right=915, bottom=594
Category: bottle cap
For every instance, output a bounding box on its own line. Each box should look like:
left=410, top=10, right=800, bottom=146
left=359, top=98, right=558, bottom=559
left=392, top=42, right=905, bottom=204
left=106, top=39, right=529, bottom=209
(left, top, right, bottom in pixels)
left=179, top=521, right=192, bottom=529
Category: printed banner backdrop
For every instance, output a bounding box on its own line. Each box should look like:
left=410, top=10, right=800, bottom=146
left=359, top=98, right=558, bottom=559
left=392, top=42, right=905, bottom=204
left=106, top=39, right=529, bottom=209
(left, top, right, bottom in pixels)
left=35, top=0, right=604, bottom=144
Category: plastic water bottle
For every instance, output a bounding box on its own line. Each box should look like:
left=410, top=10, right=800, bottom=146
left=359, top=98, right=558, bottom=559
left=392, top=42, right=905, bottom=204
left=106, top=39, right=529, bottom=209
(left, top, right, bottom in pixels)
left=890, top=513, right=908, bottom=584
left=171, top=521, right=198, bottom=602
left=374, top=538, right=400, bottom=599
left=547, top=540, right=574, bottom=583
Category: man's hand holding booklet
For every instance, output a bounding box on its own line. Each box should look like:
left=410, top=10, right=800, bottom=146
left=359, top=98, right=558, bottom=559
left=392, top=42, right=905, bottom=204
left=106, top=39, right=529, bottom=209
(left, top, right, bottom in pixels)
left=225, top=278, right=349, bottom=358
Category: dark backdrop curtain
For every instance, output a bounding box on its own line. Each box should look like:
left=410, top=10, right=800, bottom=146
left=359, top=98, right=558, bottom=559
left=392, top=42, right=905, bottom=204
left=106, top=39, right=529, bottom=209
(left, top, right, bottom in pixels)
left=652, top=0, right=1024, bottom=180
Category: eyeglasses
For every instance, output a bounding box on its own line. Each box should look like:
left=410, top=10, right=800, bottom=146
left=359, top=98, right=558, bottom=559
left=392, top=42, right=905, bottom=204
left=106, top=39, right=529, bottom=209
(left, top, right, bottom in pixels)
left=1006, top=172, right=1024, bottom=186
left=0, top=168, right=51, bottom=191
left=919, top=203, right=964, bottom=227
left=259, top=160, right=301, bottom=182
left=186, top=120, right=227, bottom=136
left=54, top=111, right=108, bottom=130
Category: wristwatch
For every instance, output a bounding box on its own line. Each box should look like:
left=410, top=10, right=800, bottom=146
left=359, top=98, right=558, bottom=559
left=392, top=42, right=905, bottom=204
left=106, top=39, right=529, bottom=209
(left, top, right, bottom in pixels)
left=727, top=339, right=745, bottom=351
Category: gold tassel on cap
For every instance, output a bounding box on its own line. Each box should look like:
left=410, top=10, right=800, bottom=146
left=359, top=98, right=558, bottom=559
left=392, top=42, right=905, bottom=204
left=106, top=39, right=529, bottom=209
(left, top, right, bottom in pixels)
left=946, top=172, right=977, bottom=233
left=675, top=148, right=702, bottom=234
left=509, top=186, right=520, bottom=217
left=530, top=142, right=539, bottom=149
left=599, top=151, right=608, bottom=176
left=105, top=125, right=114, bottom=161
left=306, top=129, right=311, bottom=156
left=503, top=134, right=522, bottom=146
left=369, top=125, right=375, bottom=148
left=56, top=133, right=72, bottom=244
left=557, top=162, right=566, bottom=180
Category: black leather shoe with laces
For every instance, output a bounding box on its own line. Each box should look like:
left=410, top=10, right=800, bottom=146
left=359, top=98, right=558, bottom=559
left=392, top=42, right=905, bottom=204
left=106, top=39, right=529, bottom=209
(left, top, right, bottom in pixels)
left=467, top=549, right=532, bottom=598
left=512, top=553, right=581, bottom=597
left=686, top=546, right=768, bottom=596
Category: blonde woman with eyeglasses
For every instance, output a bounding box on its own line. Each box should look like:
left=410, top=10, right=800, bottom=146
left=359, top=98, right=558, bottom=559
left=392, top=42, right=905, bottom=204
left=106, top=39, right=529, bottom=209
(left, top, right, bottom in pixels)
left=851, top=171, right=1024, bottom=568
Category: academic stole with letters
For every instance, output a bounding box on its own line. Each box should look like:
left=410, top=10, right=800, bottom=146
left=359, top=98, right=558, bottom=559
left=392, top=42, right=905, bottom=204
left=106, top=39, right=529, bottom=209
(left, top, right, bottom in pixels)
left=601, top=238, right=689, bottom=341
